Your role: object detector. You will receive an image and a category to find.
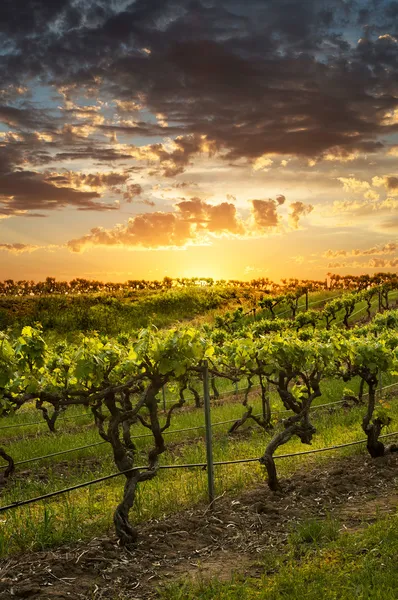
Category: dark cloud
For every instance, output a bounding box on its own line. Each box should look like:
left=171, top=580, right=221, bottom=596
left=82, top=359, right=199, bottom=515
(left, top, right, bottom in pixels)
left=2, top=0, right=398, bottom=232
left=53, top=147, right=135, bottom=163
left=123, top=183, right=143, bottom=202
left=386, top=176, right=398, bottom=190
left=251, top=198, right=282, bottom=229
left=0, top=0, right=397, bottom=167
left=0, top=0, right=76, bottom=37
left=0, top=170, right=118, bottom=216
left=99, top=122, right=183, bottom=137
left=46, top=170, right=130, bottom=189
left=0, top=105, right=51, bottom=129
left=140, top=135, right=217, bottom=177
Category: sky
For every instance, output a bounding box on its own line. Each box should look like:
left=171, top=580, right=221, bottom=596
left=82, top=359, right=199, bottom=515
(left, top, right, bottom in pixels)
left=1, top=0, right=398, bottom=282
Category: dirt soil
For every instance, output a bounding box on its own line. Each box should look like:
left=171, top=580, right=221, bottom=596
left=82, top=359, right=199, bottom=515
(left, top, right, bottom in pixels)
left=1, top=453, right=397, bottom=600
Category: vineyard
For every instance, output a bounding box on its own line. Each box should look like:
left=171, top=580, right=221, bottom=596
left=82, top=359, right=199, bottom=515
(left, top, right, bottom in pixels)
left=1, top=275, right=398, bottom=597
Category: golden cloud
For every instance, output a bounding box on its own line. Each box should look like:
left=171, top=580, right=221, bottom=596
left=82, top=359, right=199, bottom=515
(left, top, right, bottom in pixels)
left=67, top=195, right=305, bottom=252
left=288, top=201, right=314, bottom=229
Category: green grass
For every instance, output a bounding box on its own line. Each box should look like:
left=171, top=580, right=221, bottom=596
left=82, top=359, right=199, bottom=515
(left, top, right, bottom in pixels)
left=3, top=285, right=390, bottom=338
left=288, top=515, right=340, bottom=548
left=1, top=373, right=398, bottom=557
left=159, top=512, right=398, bottom=600
left=0, top=285, right=239, bottom=335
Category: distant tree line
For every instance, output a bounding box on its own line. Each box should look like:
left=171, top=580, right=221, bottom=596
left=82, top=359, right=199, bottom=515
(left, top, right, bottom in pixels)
left=0, top=272, right=397, bottom=296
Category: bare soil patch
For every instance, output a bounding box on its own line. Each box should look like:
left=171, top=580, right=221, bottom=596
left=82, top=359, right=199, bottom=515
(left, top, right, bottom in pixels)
left=1, top=452, right=397, bottom=600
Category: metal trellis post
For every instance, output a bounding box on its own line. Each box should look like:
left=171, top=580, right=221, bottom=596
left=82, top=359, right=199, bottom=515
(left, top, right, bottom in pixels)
left=202, top=360, right=215, bottom=506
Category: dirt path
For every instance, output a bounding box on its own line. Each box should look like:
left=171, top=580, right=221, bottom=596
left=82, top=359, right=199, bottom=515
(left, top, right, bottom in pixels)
left=1, top=452, right=397, bottom=600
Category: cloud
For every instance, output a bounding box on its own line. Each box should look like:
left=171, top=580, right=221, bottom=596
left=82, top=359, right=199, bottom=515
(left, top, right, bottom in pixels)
left=123, top=135, right=218, bottom=177
left=368, top=258, right=398, bottom=268
left=67, top=196, right=283, bottom=252
left=251, top=199, right=282, bottom=230
left=0, top=170, right=118, bottom=216
left=0, top=0, right=397, bottom=169
left=67, top=213, right=192, bottom=252
left=331, top=197, right=398, bottom=217
left=0, top=243, right=41, bottom=253
left=288, top=201, right=314, bottom=229
left=324, top=242, right=398, bottom=258
left=327, top=254, right=398, bottom=269
left=372, top=175, right=398, bottom=196
left=53, top=146, right=137, bottom=163
left=379, top=217, right=398, bottom=230
left=0, top=104, right=53, bottom=130
left=337, top=177, right=372, bottom=195
left=327, top=261, right=361, bottom=269
left=252, top=155, right=274, bottom=171
left=5, top=0, right=398, bottom=259
left=176, top=197, right=244, bottom=234
left=123, top=183, right=143, bottom=202
left=47, top=170, right=130, bottom=191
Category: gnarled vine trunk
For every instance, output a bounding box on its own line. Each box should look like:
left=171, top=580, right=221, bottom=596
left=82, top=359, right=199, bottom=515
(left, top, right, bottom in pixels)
left=210, top=376, right=220, bottom=400
left=362, top=380, right=387, bottom=458
left=358, top=378, right=365, bottom=403
left=260, top=374, right=320, bottom=491
left=259, top=375, right=272, bottom=428
left=189, top=385, right=201, bottom=408
left=229, top=376, right=272, bottom=434
left=36, top=398, right=62, bottom=432
left=260, top=416, right=316, bottom=491
left=94, top=379, right=184, bottom=546
left=0, top=447, right=15, bottom=489
left=114, top=468, right=157, bottom=545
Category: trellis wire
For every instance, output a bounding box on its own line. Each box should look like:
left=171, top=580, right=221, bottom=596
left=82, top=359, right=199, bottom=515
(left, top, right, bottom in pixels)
left=1, top=430, right=397, bottom=514
left=0, top=383, right=249, bottom=430
left=2, top=381, right=397, bottom=469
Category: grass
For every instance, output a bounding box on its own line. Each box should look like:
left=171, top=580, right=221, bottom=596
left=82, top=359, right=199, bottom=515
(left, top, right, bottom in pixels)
left=2, top=285, right=388, bottom=338
left=1, top=373, right=398, bottom=557
left=159, top=511, right=398, bottom=600
left=288, top=515, right=340, bottom=548
left=0, top=285, right=239, bottom=335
